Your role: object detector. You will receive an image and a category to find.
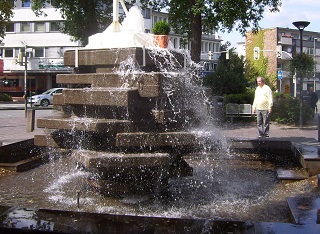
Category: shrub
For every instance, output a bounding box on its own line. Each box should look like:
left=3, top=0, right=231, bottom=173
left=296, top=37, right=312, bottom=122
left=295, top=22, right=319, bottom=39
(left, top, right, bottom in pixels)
left=224, top=89, right=254, bottom=104
left=271, top=93, right=313, bottom=125
left=0, top=93, right=13, bottom=101
left=152, top=21, right=170, bottom=35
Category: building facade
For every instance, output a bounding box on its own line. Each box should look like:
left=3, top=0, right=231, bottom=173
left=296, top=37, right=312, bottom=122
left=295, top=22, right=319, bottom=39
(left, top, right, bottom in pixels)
left=246, top=27, right=320, bottom=96
left=0, top=0, right=79, bottom=96
left=0, top=0, right=221, bottom=97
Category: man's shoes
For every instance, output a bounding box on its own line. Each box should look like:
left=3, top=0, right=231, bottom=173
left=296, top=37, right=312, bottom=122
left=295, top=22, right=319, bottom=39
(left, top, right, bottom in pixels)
left=265, top=135, right=269, bottom=138
left=259, top=135, right=263, bottom=138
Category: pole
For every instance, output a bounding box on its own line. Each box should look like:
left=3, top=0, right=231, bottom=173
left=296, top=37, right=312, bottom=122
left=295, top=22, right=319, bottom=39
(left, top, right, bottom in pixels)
left=24, top=45, right=28, bottom=118
left=314, top=38, right=317, bottom=91
left=299, top=29, right=303, bottom=128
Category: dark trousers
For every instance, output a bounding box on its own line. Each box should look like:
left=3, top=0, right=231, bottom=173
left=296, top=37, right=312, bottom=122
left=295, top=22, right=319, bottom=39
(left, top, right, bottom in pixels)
left=256, top=109, right=270, bottom=136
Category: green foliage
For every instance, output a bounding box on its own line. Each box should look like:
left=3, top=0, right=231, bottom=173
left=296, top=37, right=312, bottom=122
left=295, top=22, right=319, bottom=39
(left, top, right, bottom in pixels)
left=0, top=93, right=12, bottom=101
left=203, top=48, right=247, bottom=95
left=224, top=89, right=255, bottom=104
left=152, top=20, right=170, bottom=35
left=271, top=93, right=313, bottom=125
left=291, top=52, right=315, bottom=78
left=0, top=0, right=14, bottom=41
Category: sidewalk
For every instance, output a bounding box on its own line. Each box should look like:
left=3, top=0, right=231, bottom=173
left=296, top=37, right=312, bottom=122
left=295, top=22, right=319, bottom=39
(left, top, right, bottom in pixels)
left=0, top=102, right=319, bottom=145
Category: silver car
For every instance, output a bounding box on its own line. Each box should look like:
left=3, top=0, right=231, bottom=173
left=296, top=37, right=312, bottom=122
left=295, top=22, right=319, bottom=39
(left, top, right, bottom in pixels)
left=28, top=88, right=64, bottom=107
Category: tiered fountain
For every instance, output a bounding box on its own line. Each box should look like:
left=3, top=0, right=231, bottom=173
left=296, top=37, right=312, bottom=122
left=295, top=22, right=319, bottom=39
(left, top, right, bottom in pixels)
left=33, top=3, right=212, bottom=196
left=1, top=2, right=320, bottom=233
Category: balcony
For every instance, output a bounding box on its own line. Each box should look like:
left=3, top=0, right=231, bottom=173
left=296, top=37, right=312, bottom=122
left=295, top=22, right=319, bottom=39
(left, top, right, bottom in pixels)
left=280, top=36, right=293, bottom=45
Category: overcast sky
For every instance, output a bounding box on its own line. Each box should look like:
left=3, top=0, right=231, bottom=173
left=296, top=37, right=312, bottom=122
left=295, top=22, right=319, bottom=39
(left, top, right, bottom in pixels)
left=220, top=0, right=320, bottom=48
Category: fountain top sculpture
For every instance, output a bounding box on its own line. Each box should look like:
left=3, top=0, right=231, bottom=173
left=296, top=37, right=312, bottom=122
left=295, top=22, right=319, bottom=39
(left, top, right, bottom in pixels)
left=86, top=1, right=161, bottom=49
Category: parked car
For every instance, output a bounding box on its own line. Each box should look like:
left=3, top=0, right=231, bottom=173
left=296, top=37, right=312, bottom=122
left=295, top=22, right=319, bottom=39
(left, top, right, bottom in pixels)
left=28, top=88, right=64, bottom=107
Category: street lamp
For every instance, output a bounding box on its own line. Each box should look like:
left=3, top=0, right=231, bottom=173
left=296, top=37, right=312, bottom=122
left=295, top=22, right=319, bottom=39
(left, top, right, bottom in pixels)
left=314, top=37, right=317, bottom=90
left=292, top=20, right=310, bottom=128
left=21, top=41, right=28, bottom=118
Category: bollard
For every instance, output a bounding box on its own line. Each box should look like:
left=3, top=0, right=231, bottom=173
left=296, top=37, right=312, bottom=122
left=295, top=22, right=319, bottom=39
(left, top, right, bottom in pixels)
left=26, top=109, right=35, bottom=132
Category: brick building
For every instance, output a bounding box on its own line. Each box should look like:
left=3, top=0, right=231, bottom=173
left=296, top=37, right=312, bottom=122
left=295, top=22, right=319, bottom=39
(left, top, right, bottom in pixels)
left=246, top=27, right=320, bottom=96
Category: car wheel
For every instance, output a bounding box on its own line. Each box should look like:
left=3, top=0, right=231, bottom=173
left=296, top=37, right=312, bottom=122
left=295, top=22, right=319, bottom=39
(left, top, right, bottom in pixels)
left=41, top=99, right=50, bottom=107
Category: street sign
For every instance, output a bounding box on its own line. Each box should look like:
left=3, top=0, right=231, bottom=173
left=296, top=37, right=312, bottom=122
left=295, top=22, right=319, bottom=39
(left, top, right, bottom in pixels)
left=277, top=70, right=283, bottom=80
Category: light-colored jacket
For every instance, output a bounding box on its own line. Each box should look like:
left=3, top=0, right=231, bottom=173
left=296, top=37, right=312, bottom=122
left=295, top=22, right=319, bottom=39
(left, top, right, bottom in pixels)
left=252, top=84, right=273, bottom=111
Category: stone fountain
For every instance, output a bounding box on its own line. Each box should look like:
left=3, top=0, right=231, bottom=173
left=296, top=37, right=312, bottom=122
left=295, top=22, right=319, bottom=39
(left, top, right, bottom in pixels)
left=33, top=3, right=210, bottom=196
left=1, top=2, right=320, bottom=233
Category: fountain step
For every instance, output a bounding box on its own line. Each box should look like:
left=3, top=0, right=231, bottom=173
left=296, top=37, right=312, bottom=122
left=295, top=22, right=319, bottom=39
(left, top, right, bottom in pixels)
left=291, top=141, right=320, bottom=176
left=116, top=132, right=197, bottom=147
left=62, top=87, right=140, bottom=106
left=34, top=134, right=59, bottom=148
left=73, top=150, right=170, bottom=168
left=73, top=150, right=192, bottom=195
left=34, top=131, right=199, bottom=150
left=0, top=139, right=50, bottom=171
left=56, top=72, right=163, bottom=89
left=64, top=48, right=185, bottom=71
left=287, top=197, right=320, bottom=225
left=276, top=167, right=309, bottom=183
left=37, top=117, right=133, bottom=132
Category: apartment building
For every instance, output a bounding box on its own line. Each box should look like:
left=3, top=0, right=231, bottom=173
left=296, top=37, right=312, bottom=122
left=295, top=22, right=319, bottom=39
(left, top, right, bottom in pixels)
left=0, top=0, right=79, bottom=96
left=0, top=0, right=221, bottom=96
left=246, top=27, right=320, bottom=96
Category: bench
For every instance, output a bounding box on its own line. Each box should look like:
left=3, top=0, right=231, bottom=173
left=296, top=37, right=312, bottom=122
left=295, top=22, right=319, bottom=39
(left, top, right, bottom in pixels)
left=226, top=103, right=253, bottom=123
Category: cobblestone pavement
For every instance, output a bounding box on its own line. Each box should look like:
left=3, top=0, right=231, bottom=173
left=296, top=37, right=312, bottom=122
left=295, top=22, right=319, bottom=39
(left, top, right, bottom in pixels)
left=0, top=103, right=319, bottom=145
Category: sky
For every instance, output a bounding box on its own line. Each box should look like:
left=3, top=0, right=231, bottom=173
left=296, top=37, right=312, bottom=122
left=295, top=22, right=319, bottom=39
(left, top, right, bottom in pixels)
left=220, top=0, right=320, bottom=48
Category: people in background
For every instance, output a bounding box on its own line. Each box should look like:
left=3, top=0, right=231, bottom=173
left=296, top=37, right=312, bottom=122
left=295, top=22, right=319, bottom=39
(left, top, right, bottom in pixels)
left=252, top=76, right=273, bottom=138
left=309, top=87, right=318, bottom=118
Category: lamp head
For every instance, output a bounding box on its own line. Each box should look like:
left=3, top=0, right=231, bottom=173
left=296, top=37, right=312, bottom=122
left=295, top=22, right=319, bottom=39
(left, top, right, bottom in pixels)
left=292, top=21, right=310, bottom=30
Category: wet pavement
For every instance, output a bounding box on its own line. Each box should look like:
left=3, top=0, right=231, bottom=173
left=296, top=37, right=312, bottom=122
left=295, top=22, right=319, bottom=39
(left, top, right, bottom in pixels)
left=1, top=102, right=320, bottom=233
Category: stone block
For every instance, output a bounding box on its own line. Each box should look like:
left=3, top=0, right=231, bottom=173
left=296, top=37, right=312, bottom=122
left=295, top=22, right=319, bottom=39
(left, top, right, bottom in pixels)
left=56, top=74, right=93, bottom=85
left=34, top=134, right=60, bottom=148
left=63, top=88, right=139, bottom=106
left=73, top=150, right=170, bottom=168
left=116, top=132, right=197, bottom=147
left=37, top=117, right=133, bottom=133
left=52, top=93, right=64, bottom=105
left=64, top=48, right=186, bottom=72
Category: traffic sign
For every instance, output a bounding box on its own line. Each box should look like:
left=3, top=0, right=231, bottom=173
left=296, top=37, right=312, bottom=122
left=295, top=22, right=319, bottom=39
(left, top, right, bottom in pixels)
left=277, top=70, right=283, bottom=80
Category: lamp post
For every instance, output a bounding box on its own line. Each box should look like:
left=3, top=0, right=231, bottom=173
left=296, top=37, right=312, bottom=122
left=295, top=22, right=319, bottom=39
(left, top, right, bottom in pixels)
left=292, top=20, right=310, bottom=128
left=314, top=38, right=318, bottom=91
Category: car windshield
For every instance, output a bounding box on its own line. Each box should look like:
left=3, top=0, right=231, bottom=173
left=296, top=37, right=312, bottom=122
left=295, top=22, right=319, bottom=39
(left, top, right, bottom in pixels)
left=42, top=89, right=57, bottom=95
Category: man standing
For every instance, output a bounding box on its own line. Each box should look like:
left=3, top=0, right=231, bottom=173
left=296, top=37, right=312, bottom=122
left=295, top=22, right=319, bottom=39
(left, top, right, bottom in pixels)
left=252, top=76, right=273, bottom=138
left=309, top=87, right=318, bottom=118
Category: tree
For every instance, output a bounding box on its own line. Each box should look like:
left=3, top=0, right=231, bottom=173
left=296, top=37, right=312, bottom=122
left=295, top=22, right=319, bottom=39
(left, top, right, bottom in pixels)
left=0, top=0, right=15, bottom=42
left=140, top=0, right=281, bottom=63
left=291, top=52, right=315, bottom=78
left=32, top=0, right=117, bottom=45
left=203, top=47, right=247, bottom=95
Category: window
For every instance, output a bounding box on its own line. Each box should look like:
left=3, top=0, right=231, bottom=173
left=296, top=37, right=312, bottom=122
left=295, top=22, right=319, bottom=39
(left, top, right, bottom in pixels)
left=4, top=48, right=14, bottom=58
left=34, top=48, right=44, bottom=57
left=35, top=22, right=45, bottom=32
left=5, top=22, right=14, bottom=32
left=22, top=0, right=31, bottom=7
left=21, top=22, right=30, bottom=32
left=50, top=21, right=61, bottom=32
left=142, top=9, right=151, bottom=19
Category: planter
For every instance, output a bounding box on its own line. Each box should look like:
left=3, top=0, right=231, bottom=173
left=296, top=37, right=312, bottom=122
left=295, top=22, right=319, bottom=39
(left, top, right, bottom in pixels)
left=153, top=35, right=169, bottom=48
